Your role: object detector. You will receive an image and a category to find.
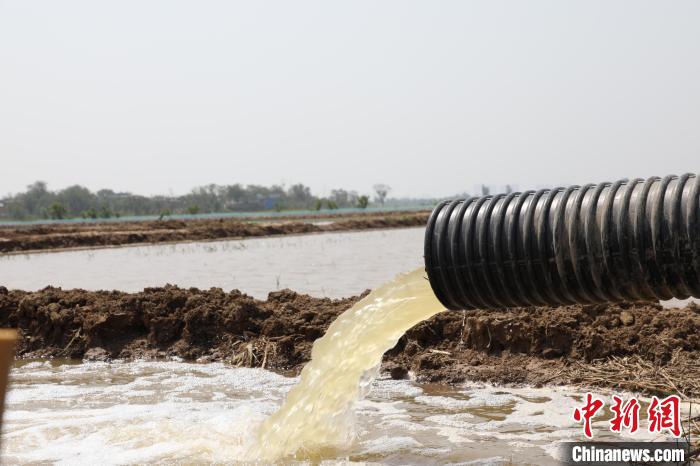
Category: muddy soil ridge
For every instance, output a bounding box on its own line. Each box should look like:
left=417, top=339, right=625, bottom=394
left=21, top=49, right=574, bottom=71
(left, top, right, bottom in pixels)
left=0, top=211, right=429, bottom=254
left=1, top=285, right=698, bottom=397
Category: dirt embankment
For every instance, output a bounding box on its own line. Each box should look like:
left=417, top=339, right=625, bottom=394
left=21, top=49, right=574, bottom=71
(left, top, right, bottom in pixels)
left=0, top=211, right=429, bottom=254
left=1, top=285, right=698, bottom=397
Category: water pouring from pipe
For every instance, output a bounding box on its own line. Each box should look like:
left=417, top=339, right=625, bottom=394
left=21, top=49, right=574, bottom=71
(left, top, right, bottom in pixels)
left=252, top=173, right=699, bottom=462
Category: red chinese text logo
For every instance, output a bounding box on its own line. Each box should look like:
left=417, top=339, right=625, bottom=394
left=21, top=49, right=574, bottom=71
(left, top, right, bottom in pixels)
left=572, top=394, right=681, bottom=438
left=573, top=392, right=605, bottom=438
left=610, top=395, right=640, bottom=434
left=647, top=395, right=681, bottom=437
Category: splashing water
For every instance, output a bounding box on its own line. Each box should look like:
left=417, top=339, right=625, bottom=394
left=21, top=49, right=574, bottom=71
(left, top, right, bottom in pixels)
left=249, top=268, right=444, bottom=461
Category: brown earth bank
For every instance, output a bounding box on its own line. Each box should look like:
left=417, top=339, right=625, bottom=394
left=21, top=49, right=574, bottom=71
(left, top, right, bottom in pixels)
left=1, top=285, right=698, bottom=398
left=0, top=210, right=429, bottom=254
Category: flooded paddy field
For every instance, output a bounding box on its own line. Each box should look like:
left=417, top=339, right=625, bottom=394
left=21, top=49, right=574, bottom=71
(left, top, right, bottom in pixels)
left=0, top=228, right=425, bottom=298
left=0, top=211, right=429, bottom=254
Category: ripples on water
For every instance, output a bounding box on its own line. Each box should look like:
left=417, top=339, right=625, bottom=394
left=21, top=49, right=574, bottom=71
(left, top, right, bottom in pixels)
left=4, top=360, right=670, bottom=465
left=0, top=229, right=424, bottom=298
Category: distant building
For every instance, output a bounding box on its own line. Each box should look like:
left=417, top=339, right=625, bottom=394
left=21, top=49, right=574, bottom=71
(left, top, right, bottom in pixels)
left=263, top=195, right=282, bottom=210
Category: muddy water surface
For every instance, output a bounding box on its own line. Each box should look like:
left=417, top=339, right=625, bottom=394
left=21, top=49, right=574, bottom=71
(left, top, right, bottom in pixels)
left=0, top=229, right=423, bottom=298
left=5, top=360, right=664, bottom=465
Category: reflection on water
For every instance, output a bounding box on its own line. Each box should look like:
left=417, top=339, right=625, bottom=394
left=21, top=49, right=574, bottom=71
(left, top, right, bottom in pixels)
left=0, top=228, right=423, bottom=298
left=3, top=360, right=667, bottom=465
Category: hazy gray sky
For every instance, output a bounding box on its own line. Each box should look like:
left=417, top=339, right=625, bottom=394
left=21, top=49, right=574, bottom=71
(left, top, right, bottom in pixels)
left=1, top=1, right=698, bottom=198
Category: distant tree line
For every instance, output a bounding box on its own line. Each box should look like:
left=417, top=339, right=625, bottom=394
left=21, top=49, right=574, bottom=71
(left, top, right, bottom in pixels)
left=0, top=181, right=399, bottom=220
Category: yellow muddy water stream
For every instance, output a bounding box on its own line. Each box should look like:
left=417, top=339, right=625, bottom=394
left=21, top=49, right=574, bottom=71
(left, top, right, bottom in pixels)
left=250, top=268, right=443, bottom=461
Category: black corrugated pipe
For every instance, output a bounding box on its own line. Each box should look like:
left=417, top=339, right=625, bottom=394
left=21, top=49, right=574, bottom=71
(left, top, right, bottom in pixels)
left=424, top=174, right=700, bottom=310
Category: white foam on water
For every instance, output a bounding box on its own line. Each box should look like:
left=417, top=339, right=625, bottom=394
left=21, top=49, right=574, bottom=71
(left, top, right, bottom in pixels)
left=364, top=378, right=423, bottom=399
left=4, top=361, right=292, bottom=464
left=359, top=435, right=423, bottom=455
left=414, top=395, right=474, bottom=410
left=4, top=360, right=693, bottom=464
left=453, top=459, right=510, bottom=466
left=415, top=392, right=518, bottom=411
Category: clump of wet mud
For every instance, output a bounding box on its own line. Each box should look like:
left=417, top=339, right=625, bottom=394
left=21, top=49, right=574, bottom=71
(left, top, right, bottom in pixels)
left=0, top=211, right=428, bottom=253
left=386, top=303, right=700, bottom=397
left=0, top=286, right=355, bottom=369
left=0, top=285, right=698, bottom=396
